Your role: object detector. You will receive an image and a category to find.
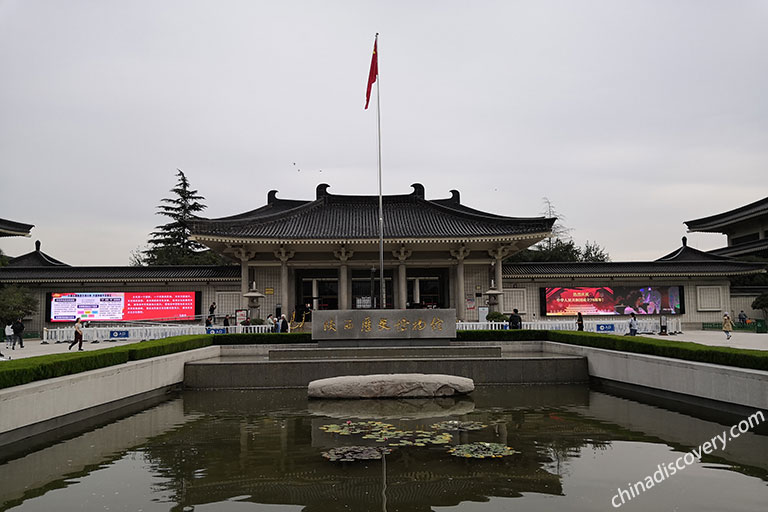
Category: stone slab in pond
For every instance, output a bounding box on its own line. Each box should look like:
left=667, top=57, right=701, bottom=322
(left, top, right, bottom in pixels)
left=307, top=373, right=475, bottom=399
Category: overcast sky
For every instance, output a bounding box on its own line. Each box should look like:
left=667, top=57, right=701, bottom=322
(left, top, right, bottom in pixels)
left=1, top=0, right=766, bottom=265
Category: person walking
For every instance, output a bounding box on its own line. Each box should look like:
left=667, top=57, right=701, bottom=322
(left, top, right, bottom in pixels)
left=628, top=313, right=638, bottom=336
left=11, top=318, right=24, bottom=349
left=576, top=312, right=584, bottom=331
left=508, top=309, right=522, bottom=329
left=68, top=318, right=84, bottom=351
left=722, top=313, right=734, bottom=340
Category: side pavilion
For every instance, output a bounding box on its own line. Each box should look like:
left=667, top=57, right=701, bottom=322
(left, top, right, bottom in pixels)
left=189, top=183, right=555, bottom=321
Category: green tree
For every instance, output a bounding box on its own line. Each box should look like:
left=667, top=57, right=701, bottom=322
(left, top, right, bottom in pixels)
left=140, top=170, right=225, bottom=266
left=507, top=198, right=610, bottom=262
left=752, top=293, right=768, bottom=320
left=0, top=248, right=8, bottom=267
left=0, top=285, right=37, bottom=324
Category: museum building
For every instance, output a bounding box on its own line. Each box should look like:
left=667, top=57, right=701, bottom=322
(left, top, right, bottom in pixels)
left=1, top=185, right=765, bottom=333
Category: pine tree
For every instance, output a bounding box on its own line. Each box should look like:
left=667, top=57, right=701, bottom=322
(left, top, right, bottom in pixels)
left=142, top=170, right=222, bottom=265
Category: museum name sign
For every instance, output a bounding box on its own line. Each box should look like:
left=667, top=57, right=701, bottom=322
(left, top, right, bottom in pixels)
left=311, top=309, right=457, bottom=340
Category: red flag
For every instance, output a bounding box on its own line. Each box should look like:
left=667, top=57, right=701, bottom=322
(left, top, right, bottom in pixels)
left=365, top=38, right=378, bottom=110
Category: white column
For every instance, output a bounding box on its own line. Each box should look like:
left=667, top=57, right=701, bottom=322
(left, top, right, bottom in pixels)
left=274, top=246, right=295, bottom=315
left=488, top=245, right=510, bottom=314
left=398, top=263, right=407, bottom=309
left=413, top=278, right=421, bottom=304
left=240, top=259, right=249, bottom=310
left=312, top=279, right=319, bottom=310
left=334, top=246, right=354, bottom=311
left=339, top=264, right=349, bottom=310
left=450, top=245, right=471, bottom=321
left=495, top=256, right=504, bottom=313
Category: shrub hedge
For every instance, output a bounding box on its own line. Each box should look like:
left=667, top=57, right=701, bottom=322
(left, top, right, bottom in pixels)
left=545, top=330, right=768, bottom=371
left=0, top=335, right=213, bottom=390
left=212, top=332, right=312, bottom=345
left=126, top=335, right=213, bottom=360
left=456, top=330, right=547, bottom=342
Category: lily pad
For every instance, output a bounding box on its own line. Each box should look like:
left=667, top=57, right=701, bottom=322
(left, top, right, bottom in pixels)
left=321, top=446, right=392, bottom=462
left=447, top=442, right=518, bottom=459
left=430, top=420, right=488, bottom=432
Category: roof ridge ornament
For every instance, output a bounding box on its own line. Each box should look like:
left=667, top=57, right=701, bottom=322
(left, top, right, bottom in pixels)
left=410, top=183, right=425, bottom=198
left=267, top=190, right=279, bottom=204
left=449, top=190, right=460, bottom=204
left=316, top=183, right=331, bottom=199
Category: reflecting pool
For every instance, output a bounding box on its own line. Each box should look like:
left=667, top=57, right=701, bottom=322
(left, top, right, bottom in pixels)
left=1, top=385, right=766, bottom=511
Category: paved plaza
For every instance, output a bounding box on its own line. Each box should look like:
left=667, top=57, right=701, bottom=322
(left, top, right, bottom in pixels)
left=1, top=329, right=766, bottom=362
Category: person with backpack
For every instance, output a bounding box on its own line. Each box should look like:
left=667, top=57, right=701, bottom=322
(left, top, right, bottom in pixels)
left=11, top=318, right=24, bottom=349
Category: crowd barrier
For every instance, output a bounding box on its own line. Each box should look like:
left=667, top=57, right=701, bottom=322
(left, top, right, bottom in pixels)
left=43, top=324, right=272, bottom=343
left=44, top=317, right=681, bottom=343
left=457, top=318, right=682, bottom=335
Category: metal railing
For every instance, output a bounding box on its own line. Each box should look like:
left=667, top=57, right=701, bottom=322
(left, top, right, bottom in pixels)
left=43, top=317, right=682, bottom=343
left=457, top=318, right=682, bottom=335
left=43, top=324, right=272, bottom=343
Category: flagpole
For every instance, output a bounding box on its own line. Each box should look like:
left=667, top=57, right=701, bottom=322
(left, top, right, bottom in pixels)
left=375, top=33, right=385, bottom=310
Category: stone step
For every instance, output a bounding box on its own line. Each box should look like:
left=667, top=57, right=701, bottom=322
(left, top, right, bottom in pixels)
left=268, top=346, right=502, bottom=361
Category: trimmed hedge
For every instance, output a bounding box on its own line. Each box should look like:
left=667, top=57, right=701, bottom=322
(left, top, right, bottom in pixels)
left=456, top=330, right=547, bottom=342
left=213, top=332, right=312, bottom=345
left=126, top=335, right=213, bottom=360
left=0, top=349, right=129, bottom=389
left=0, top=335, right=213, bottom=390
left=545, top=330, right=768, bottom=371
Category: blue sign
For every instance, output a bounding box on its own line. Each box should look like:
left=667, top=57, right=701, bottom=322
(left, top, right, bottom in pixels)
left=110, top=330, right=130, bottom=339
left=206, top=328, right=226, bottom=335
left=596, top=324, right=616, bottom=332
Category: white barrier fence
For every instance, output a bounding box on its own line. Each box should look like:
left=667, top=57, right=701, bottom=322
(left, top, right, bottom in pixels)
left=457, top=318, right=682, bottom=335
left=43, top=324, right=272, bottom=343
left=44, top=317, right=681, bottom=343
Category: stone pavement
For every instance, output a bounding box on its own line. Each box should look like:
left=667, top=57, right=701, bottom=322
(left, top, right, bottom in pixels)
left=1, top=329, right=765, bottom=362
left=642, top=329, right=767, bottom=351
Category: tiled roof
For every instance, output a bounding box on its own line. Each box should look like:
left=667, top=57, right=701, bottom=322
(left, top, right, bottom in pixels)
left=503, top=260, right=765, bottom=279
left=685, top=196, right=768, bottom=233
left=189, top=184, right=555, bottom=241
left=0, top=265, right=241, bottom=283
left=8, top=241, right=69, bottom=267
left=708, top=238, right=768, bottom=258
left=655, top=237, right=734, bottom=262
left=0, top=218, right=34, bottom=237
left=504, top=240, right=765, bottom=278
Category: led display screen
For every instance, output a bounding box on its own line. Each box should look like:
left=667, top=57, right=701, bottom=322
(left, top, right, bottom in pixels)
left=540, top=286, right=684, bottom=316
left=49, top=292, right=197, bottom=322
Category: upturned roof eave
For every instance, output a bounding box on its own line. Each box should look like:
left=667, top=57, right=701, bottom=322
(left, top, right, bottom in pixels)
left=190, top=232, right=551, bottom=245
left=0, top=277, right=241, bottom=284
left=504, top=269, right=765, bottom=279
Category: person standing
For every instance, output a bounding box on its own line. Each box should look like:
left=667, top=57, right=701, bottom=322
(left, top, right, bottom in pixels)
left=208, top=302, right=217, bottom=323
left=280, top=314, right=289, bottom=333
left=223, top=315, right=230, bottom=327
left=5, top=323, right=13, bottom=349
left=628, top=313, right=638, bottom=336
left=266, top=314, right=275, bottom=332
left=11, top=318, right=24, bottom=349
left=722, top=313, right=734, bottom=340
left=68, top=318, right=84, bottom=351
left=508, top=309, right=522, bottom=330
left=737, top=310, right=747, bottom=325
left=576, top=312, right=584, bottom=331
